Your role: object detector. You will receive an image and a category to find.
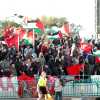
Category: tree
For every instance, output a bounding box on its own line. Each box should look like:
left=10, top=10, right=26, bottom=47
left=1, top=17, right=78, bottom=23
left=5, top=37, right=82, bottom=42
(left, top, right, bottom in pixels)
left=2, top=21, right=21, bottom=29
left=56, top=17, right=68, bottom=27
left=0, top=20, right=21, bottom=38
left=39, top=16, right=68, bottom=28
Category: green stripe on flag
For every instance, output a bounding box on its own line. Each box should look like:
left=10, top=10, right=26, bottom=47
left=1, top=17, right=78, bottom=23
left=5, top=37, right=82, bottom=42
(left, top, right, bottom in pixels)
left=93, top=50, right=100, bottom=57
left=19, top=39, right=32, bottom=45
left=34, top=28, right=43, bottom=35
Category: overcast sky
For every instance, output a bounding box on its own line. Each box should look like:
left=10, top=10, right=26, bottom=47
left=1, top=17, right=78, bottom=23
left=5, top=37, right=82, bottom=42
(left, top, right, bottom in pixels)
left=0, top=0, right=95, bottom=35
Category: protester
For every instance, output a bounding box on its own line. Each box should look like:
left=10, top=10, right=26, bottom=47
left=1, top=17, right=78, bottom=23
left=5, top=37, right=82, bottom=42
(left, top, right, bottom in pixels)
left=0, top=25, right=100, bottom=99
left=0, top=34, right=99, bottom=77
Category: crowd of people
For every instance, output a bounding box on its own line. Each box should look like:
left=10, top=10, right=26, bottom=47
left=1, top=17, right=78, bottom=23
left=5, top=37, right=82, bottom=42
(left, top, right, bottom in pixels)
left=0, top=28, right=100, bottom=99
left=0, top=33, right=100, bottom=79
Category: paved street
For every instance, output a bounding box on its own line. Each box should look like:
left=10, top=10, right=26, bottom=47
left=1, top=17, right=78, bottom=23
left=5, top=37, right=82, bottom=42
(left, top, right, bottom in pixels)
left=0, top=97, right=70, bottom=100
left=0, top=97, right=97, bottom=100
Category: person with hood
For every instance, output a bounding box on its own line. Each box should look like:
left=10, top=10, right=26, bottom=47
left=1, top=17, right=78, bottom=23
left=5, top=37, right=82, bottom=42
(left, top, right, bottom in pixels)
left=38, top=52, right=46, bottom=71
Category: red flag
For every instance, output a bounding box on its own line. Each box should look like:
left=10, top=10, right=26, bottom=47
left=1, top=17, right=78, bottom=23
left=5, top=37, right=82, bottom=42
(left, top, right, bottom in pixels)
left=5, top=33, right=19, bottom=49
left=96, top=57, right=100, bottom=63
left=61, top=22, right=70, bottom=34
left=81, top=43, right=92, bottom=53
left=66, top=64, right=84, bottom=75
left=17, top=72, right=33, bottom=81
left=58, top=31, right=63, bottom=38
left=19, top=28, right=26, bottom=40
left=64, top=23, right=70, bottom=33
left=36, top=20, right=45, bottom=32
left=27, top=30, right=33, bottom=41
left=23, top=16, right=28, bottom=24
left=27, top=30, right=35, bottom=45
left=3, top=27, right=13, bottom=38
left=4, top=27, right=19, bottom=49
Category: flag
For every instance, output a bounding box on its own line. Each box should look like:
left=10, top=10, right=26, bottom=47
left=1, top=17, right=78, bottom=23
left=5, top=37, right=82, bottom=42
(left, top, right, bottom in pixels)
left=27, top=29, right=35, bottom=45
left=3, top=27, right=13, bottom=38
left=47, top=35, right=59, bottom=40
left=93, top=50, right=100, bottom=63
left=58, top=31, right=63, bottom=38
left=95, top=57, right=100, bottom=63
left=47, top=31, right=62, bottom=40
left=19, top=29, right=35, bottom=46
left=81, top=43, right=92, bottom=53
left=23, top=16, right=28, bottom=24
left=4, top=27, right=19, bottom=49
left=17, top=72, right=33, bottom=81
left=23, top=19, right=45, bottom=35
left=5, top=33, right=19, bottom=49
left=35, top=20, right=45, bottom=32
left=66, top=64, right=84, bottom=75
left=33, top=20, right=45, bottom=35
left=34, top=28, right=43, bottom=35
left=19, top=28, right=26, bottom=40
left=93, top=50, right=100, bottom=57
left=61, top=22, right=70, bottom=36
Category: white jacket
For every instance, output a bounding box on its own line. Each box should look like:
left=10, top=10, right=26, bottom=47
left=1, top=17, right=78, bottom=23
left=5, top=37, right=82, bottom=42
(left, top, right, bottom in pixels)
left=54, top=78, right=62, bottom=92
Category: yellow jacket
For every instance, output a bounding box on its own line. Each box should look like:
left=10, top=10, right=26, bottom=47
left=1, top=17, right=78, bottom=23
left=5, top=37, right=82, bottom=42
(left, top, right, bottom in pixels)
left=38, top=76, right=47, bottom=87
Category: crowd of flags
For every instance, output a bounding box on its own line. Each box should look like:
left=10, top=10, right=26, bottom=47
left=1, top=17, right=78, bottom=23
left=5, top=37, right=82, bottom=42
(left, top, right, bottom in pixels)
left=3, top=19, right=46, bottom=50
left=3, top=16, right=72, bottom=50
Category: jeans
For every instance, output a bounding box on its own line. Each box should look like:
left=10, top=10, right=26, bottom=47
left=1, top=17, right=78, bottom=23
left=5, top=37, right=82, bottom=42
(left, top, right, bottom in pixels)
left=55, top=91, right=62, bottom=100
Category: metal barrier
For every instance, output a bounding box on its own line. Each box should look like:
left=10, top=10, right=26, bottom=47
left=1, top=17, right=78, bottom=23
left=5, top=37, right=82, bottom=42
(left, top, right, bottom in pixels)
left=0, top=75, right=100, bottom=98
left=0, top=82, right=18, bottom=99
left=61, top=75, right=100, bottom=97
left=62, top=81, right=100, bottom=97
left=0, top=77, right=18, bottom=98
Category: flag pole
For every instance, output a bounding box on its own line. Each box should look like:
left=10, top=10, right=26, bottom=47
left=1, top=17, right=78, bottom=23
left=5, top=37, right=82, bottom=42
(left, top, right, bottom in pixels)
left=18, top=28, right=19, bottom=52
left=32, top=28, right=35, bottom=46
left=17, top=27, right=20, bottom=52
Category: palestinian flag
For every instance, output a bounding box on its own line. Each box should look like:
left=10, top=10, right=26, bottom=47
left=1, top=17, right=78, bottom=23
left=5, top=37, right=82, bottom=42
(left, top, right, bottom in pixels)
left=35, top=20, right=44, bottom=32
left=23, top=20, right=45, bottom=35
left=61, top=22, right=70, bottom=36
left=93, top=50, right=100, bottom=57
left=93, top=50, right=100, bottom=63
left=34, top=28, right=43, bottom=35
left=19, top=29, right=35, bottom=46
left=48, top=35, right=59, bottom=40
left=33, top=20, right=45, bottom=35
left=47, top=31, right=62, bottom=40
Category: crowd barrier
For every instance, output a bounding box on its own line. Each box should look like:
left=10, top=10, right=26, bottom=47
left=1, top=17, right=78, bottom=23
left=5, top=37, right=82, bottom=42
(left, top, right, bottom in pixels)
left=0, top=75, right=100, bottom=98
left=0, top=77, right=18, bottom=98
